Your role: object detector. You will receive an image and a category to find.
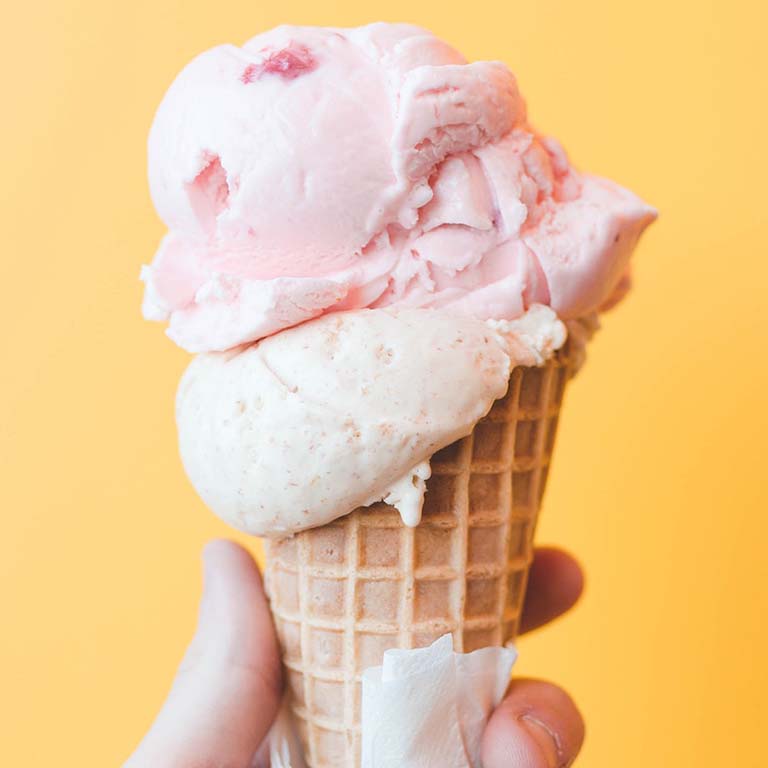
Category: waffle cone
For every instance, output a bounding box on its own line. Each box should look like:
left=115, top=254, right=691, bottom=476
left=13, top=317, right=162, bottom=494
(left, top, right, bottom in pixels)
left=264, top=340, right=576, bottom=767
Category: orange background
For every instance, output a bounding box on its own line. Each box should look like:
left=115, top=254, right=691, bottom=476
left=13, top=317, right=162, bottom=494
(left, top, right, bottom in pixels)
left=1, top=0, right=767, bottom=765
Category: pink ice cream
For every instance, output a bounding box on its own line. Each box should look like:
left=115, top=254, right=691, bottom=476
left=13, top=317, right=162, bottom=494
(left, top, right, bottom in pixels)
left=142, top=23, right=656, bottom=353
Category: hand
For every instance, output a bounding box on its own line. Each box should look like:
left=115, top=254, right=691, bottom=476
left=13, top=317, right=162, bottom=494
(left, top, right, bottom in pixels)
left=481, top=547, right=585, bottom=767
left=125, top=541, right=585, bottom=767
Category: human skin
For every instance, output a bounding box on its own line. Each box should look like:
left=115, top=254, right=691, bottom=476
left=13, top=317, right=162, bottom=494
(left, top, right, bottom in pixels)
left=124, top=541, right=585, bottom=767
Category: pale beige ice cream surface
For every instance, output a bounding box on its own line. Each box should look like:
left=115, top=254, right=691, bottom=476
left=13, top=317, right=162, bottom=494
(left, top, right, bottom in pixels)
left=177, top=305, right=565, bottom=535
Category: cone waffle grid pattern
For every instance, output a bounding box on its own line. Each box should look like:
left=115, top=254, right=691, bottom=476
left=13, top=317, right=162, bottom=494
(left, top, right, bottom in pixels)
left=264, top=345, right=572, bottom=767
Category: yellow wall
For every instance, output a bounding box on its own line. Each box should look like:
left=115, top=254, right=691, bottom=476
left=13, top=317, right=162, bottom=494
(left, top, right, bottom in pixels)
left=2, top=0, right=766, bottom=765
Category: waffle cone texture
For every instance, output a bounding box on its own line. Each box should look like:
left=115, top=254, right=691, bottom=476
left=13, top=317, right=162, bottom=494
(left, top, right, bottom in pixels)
left=264, top=339, right=576, bottom=768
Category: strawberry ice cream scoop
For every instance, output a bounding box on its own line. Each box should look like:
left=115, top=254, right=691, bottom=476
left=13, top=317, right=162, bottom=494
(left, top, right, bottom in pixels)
left=142, top=23, right=656, bottom=353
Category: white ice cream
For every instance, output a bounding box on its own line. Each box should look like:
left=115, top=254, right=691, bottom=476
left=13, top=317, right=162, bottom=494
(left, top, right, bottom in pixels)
left=176, top=305, right=565, bottom=536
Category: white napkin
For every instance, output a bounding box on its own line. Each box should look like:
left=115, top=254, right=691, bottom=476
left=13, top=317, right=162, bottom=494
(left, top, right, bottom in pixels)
left=268, top=634, right=517, bottom=768
left=266, top=701, right=307, bottom=768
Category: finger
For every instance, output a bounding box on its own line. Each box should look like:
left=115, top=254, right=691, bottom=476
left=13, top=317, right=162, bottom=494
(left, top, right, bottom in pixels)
left=520, top=547, right=584, bottom=634
left=481, top=678, right=585, bottom=768
left=125, top=540, right=283, bottom=768
left=251, top=738, right=272, bottom=768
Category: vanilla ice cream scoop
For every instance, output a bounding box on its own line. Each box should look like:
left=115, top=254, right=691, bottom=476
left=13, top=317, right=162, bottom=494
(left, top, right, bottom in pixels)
left=142, top=23, right=655, bottom=353
left=176, top=305, right=565, bottom=535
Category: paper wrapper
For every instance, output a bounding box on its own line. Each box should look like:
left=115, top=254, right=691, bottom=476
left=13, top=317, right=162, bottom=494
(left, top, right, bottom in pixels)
left=269, top=635, right=516, bottom=768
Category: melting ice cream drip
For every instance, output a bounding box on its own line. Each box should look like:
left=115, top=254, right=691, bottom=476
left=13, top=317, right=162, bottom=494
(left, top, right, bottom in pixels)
left=377, top=461, right=432, bottom=527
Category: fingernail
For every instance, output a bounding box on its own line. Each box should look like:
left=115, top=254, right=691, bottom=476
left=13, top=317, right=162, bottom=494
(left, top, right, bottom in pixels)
left=519, top=713, right=564, bottom=768
left=178, top=549, right=226, bottom=670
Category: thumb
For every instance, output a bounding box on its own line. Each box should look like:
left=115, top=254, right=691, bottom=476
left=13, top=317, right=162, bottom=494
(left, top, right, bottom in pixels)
left=481, top=679, right=584, bottom=767
left=125, top=540, right=283, bottom=768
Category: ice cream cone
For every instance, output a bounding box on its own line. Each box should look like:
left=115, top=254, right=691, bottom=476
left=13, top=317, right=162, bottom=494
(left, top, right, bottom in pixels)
left=144, top=21, right=654, bottom=768
left=264, top=338, right=577, bottom=768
